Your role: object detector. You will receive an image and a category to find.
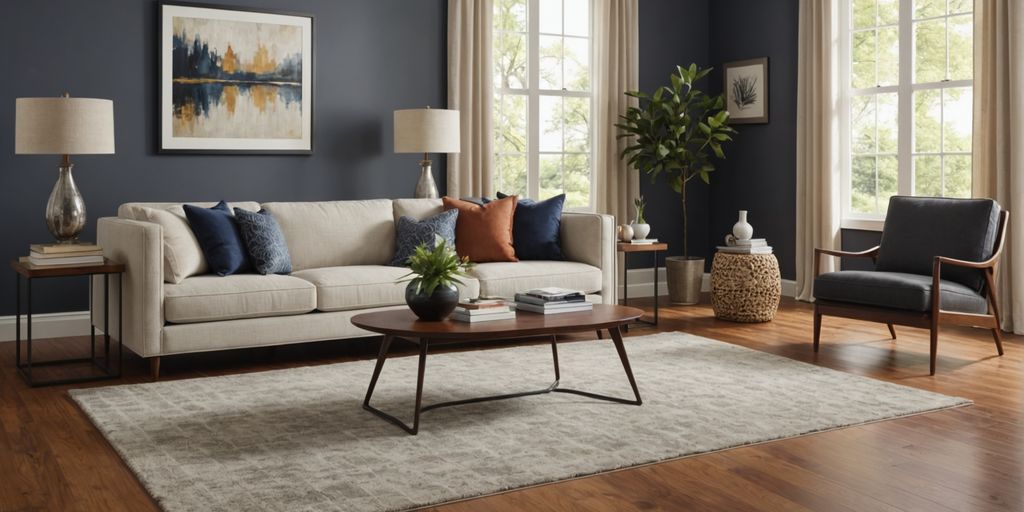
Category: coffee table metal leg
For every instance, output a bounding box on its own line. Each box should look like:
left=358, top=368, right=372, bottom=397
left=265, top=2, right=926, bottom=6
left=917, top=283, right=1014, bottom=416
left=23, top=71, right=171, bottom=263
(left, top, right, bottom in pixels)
left=609, top=325, right=643, bottom=404
left=362, top=334, right=393, bottom=407
left=363, top=335, right=430, bottom=435
left=550, top=335, right=560, bottom=382
left=411, top=339, right=429, bottom=434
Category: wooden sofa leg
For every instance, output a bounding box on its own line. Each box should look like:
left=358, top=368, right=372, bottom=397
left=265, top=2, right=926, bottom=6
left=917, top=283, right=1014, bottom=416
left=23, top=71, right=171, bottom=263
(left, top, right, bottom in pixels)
left=887, top=322, right=897, bottom=340
left=813, top=305, right=822, bottom=352
left=596, top=329, right=603, bottom=340
left=150, top=357, right=161, bottom=381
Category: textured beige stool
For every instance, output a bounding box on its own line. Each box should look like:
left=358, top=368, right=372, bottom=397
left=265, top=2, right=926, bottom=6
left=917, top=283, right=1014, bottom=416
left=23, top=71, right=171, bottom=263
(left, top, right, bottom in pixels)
left=711, top=252, right=781, bottom=322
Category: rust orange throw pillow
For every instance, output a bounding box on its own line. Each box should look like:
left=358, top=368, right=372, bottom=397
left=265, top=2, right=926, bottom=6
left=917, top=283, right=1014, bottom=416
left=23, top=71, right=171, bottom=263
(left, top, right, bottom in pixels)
left=442, top=196, right=519, bottom=262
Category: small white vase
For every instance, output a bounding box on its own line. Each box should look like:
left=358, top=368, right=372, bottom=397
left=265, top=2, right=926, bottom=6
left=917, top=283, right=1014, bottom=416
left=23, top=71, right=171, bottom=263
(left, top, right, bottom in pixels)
left=732, top=210, right=753, bottom=241
left=619, top=224, right=634, bottom=241
left=630, top=222, right=651, bottom=240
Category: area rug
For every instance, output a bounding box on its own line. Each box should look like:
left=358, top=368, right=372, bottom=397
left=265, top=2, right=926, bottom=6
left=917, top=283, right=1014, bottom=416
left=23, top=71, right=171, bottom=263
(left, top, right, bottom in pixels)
left=70, top=332, right=969, bottom=512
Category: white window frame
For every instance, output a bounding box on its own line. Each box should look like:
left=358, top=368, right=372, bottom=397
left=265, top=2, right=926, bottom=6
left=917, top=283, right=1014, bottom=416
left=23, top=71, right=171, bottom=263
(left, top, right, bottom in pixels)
left=839, top=0, right=973, bottom=231
left=494, top=0, right=595, bottom=211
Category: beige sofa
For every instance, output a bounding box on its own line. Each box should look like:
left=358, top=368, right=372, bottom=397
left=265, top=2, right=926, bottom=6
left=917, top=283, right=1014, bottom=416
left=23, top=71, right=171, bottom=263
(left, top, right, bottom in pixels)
left=92, top=198, right=615, bottom=377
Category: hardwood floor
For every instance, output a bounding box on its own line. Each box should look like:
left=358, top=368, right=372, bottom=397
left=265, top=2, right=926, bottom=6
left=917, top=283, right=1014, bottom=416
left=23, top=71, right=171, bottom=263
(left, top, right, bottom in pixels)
left=1, top=296, right=1021, bottom=511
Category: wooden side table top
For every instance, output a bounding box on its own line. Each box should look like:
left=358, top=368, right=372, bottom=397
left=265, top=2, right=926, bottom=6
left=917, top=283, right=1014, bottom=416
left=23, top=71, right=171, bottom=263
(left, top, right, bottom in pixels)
left=11, top=258, right=125, bottom=278
left=617, top=242, right=669, bottom=253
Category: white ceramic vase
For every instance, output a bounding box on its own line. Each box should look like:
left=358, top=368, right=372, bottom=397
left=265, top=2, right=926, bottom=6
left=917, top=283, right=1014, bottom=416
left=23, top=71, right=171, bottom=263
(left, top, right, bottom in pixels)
left=732, top=210, right=753, bottom=241
left=630, top=222, right=651, bottom=240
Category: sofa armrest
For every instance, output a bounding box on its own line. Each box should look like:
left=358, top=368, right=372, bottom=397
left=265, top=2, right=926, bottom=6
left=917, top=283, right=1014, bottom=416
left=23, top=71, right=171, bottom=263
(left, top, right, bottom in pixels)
left=560, top=212, right=616, bottom=303
left=92, top=217, right=164, bottom=357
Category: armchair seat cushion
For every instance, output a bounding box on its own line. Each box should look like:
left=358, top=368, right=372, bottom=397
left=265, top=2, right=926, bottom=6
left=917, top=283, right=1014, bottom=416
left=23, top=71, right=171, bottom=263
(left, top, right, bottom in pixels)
left=814, top=271, right=988, bottom=314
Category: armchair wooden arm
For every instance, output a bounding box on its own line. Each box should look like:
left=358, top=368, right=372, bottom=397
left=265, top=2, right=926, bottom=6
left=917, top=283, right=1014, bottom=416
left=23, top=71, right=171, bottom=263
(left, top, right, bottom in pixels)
left=813, top=246, right=880, bottom=277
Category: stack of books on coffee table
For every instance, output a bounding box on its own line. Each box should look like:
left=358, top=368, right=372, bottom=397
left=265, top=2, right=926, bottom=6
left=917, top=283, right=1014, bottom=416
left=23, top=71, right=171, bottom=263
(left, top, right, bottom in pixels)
left=451, top=299, right=516, bottom=323
left=26, top=243, right=105, bottom=267
left=716, top=238, right=773, bottom=255
left=514, top=287, right=593, bottom=314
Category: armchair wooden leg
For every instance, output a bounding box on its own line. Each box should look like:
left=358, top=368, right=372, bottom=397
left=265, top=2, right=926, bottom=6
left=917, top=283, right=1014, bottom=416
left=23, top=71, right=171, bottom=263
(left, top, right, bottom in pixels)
left=929, top=324, right=938, bottom=376
left=887, top=322, right=897, bottom=340
left=150, top=356, right=161, bottom=381
left=984, top=271, right=1005, bottom=356
left=813, top=304, right=822, bottom=352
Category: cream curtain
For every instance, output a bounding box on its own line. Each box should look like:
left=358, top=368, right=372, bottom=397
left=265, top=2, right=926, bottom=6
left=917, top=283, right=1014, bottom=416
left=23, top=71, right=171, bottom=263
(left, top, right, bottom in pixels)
left=593, top=0, right=640, bottom=223
left=795, top=0, right=841, bottom=302
left=973, top=0, right=1024, bottom=333
left=447, top=0, right=494, bottom=198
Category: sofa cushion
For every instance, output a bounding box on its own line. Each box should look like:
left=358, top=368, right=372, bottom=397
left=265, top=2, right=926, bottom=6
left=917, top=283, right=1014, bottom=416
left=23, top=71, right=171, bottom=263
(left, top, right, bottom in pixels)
left=393, top=198, right=444, bottom=223
left=234, top=208, right=293, bottom=275
left=391, top=210, right=459, bottom=266
left=292, top=265, right=481, bottom=311
left=876, top=196, right=1000, bottom=291
left=183, top=201, right=252, bottom=276
left=468, top=261, right=602, bottom=298
left=164, top=274, right=316, bottom=324
left=262, top=200, right=395, bottom=271
left=495, top=192, right=565, bottom=261
left=442, top=196, right=518, bottom=262
left=814, top=270, right=988, bottom=314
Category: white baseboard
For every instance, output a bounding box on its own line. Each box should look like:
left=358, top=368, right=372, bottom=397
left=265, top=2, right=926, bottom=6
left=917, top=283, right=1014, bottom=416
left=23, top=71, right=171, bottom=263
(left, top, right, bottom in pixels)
left=619, top=267, right=797, bottom=299
left=0, top=310, right=92, bottom=342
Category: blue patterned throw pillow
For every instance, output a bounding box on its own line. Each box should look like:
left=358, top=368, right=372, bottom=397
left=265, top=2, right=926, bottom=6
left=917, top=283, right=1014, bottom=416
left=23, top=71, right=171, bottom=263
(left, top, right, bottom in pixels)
left=233, top=208, right=293, bottom=275
left=392, top=209, right=459, bottom=266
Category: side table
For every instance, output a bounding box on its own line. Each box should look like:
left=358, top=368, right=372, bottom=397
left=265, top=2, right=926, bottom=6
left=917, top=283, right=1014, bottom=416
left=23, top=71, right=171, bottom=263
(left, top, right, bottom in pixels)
left=710, top=251, right=781, bottom=322
left=618, top=242, right=668, bottom=330
left=11, top=258, right=125, bottom=387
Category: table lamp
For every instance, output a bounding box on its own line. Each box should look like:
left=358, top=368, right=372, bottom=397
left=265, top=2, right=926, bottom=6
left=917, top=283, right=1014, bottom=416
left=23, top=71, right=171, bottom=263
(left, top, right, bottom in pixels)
left=15, top=94, right=115, bottom=244
left=393, top=107, right=460, bottom=198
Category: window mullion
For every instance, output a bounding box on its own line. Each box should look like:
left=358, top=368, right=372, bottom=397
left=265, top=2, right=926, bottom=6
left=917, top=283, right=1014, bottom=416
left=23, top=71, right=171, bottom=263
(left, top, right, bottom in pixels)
left=527, top=0, right=540, bottom=200
left=897, top=0, right=913, bottom=197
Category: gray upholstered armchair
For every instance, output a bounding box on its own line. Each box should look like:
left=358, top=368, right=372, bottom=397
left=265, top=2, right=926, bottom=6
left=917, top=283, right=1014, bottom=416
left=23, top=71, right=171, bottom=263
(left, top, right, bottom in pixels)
left=812, top=196, right=1008, bottom=375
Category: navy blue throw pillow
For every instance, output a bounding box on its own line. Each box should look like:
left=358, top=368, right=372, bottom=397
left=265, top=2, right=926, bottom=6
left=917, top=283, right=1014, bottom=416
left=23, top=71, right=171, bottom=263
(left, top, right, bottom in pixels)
left=234, top=208, right=292, bottom=275
left=495, top=192, right=565, bottom=260
left=183, top=201, right=251, bottom=276
left=392, top=209, right=459, bottom=266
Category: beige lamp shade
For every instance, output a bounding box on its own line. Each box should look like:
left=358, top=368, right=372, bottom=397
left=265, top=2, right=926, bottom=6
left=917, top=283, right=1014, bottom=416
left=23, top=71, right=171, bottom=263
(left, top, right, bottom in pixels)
left=393, top=108, right=460, bottom=154
left=15, top=97, right=115, bottom=155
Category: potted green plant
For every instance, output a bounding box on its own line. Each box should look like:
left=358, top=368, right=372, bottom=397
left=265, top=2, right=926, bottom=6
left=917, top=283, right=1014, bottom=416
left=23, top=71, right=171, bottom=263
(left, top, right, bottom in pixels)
left=631, top=196, right=650, bottom=240
left=616, top=64, right=736, bottom=304
left=398, top=236, right=472, bottom=320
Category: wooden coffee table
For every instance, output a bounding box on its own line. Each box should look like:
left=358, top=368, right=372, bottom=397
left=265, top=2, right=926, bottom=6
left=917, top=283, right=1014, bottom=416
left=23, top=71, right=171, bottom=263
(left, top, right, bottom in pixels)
left=351, top=305, right=644, bottom=435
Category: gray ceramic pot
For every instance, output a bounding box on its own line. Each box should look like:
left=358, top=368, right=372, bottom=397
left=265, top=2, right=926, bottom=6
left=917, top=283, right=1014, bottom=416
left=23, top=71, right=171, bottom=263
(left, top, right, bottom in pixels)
left=666, top=256, right=704, bottom=305
left=405, top=283, right=459, bottom=321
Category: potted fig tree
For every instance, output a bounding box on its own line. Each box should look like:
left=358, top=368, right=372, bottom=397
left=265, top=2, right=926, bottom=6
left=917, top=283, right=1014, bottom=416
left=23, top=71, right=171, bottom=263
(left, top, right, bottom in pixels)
left=616, top=64, right=736, bottom=304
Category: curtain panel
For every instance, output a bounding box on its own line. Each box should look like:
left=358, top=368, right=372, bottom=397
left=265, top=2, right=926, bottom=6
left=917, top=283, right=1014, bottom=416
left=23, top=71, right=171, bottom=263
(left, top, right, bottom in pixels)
left=447, top=0, right=494, bottom=199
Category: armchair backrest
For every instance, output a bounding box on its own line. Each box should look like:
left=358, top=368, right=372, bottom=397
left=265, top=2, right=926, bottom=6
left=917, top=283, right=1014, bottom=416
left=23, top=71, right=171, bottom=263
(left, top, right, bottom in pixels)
left=876, top=196, right=1001, bottom=291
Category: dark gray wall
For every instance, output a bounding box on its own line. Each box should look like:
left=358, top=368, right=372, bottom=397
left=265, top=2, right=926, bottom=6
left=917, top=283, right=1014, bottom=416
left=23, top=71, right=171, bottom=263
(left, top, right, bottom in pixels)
left=635, top=0, right=711, bottom=270
left=708, top=0, right=799, bottom=279
left=1, top=0, right=446, bottom=315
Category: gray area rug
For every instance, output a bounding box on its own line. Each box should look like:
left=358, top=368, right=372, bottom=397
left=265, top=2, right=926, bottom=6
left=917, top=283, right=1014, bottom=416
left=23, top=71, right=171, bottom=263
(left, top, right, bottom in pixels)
left=71, top=332, right=969, bottom=512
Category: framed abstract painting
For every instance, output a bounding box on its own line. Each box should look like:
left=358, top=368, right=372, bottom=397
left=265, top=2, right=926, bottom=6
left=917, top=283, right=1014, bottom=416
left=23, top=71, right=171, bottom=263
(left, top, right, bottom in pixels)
left=158, top=2, right=314, bottom=154
left=723, top=58, right=768, bottom=125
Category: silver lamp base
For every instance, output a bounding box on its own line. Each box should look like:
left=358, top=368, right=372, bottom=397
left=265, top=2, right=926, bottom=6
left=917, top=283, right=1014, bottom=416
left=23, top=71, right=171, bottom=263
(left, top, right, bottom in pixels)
left=415, top=159, right=439, bottom=199
left=45, top=157, right=87, bottom=244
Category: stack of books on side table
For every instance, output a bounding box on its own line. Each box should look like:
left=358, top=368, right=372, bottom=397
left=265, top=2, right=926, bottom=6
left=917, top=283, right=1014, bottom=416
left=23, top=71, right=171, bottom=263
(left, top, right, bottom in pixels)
left=26, top=243, right=105, bottom=267
left=716, top=238, right=773, bottom=255
left=514, top=287, right=593, bottom=314
left=451, top=299, right=516, bottom=323
left=630, top=238, right=659, bottom=245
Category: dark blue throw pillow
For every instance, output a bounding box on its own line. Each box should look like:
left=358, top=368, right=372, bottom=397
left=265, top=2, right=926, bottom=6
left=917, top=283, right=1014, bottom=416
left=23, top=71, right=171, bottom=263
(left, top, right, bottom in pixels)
left=183, top=201, right=251, bottom=276
left=495, top=192, right=565, bottom=260
left=392, top=209, right=459, bottom=266
left=233, top=208, right=292, bottom=275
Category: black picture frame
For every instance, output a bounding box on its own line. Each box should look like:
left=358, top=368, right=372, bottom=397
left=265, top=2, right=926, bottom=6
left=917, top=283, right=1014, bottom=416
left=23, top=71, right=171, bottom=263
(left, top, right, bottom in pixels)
left=723, top=57, right=769, bottom=125
left=157, top=1, right=315, bottom=154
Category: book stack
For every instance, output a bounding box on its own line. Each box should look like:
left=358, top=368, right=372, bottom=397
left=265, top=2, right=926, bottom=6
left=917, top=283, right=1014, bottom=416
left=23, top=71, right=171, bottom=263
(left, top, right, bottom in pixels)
left=28, top=243, right=105, bottom=267
left=514, top=287, right=593, bottom=315
left=717, top=238, right=773, bottom=255
left=451, top=299, right=516, bottom=323
left=629, top=238, right=659, bottom=245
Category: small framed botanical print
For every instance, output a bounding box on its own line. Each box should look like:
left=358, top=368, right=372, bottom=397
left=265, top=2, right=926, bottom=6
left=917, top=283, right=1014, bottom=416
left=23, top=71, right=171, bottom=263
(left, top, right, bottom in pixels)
left=159, top=2, right=314, bottom=154
left=723, top=58, right=769, bottom=125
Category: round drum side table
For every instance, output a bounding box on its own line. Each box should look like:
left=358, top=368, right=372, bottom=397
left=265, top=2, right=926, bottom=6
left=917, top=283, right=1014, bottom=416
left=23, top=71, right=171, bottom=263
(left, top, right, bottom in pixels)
left=711, top=252, right=781, bottom=322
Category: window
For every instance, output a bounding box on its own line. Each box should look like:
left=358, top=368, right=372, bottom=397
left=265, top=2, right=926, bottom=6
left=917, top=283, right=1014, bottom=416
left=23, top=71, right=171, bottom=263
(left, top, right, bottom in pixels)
left=842, top=0, right=972, bottom=223
left=493, top=0, right=593, bottom=209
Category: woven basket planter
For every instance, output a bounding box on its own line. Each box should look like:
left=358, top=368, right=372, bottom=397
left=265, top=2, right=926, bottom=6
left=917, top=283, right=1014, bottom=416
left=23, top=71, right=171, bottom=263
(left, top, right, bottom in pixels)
left=711, top=252, right=781, bottom=323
